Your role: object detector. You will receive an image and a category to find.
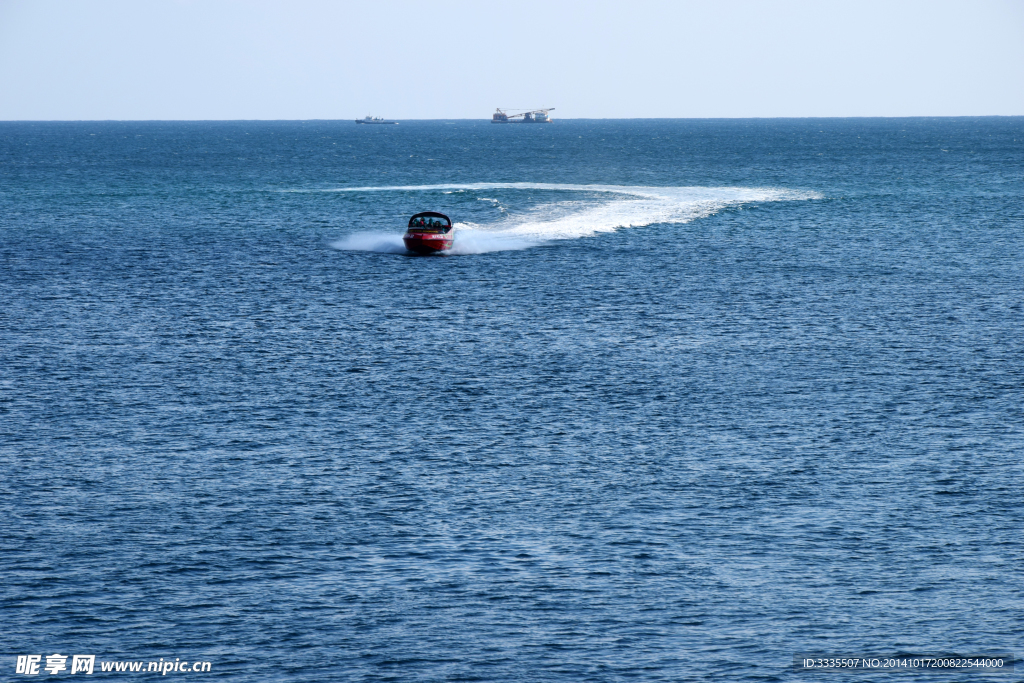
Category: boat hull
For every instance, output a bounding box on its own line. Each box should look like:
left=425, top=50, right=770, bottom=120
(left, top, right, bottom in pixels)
left=403, top=232, right=454, bottom=254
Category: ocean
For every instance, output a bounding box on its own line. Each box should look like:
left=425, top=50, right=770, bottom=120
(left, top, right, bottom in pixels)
left=2, top=118, right=1022, bottom=681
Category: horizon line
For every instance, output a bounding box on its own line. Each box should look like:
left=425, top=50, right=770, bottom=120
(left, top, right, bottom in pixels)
left=2, top=115, right=1022, bottom=123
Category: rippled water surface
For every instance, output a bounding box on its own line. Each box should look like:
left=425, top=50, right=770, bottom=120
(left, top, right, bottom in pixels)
left=2, top=119, right=1023, bottom=681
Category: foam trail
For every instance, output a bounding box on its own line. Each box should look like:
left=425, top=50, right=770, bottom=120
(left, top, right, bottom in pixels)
left=330, top=232, right=407, bottom=254
left=448, top=228, right=539, bottom=255
left=327, top=184, right=823, bottom=255
left=331, top=228, right=538, bottom=255
left=292, top=182, right=820, bottom=200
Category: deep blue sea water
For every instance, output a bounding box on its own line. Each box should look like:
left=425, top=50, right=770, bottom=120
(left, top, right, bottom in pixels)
left=2, top=118, right=1023, bottom=681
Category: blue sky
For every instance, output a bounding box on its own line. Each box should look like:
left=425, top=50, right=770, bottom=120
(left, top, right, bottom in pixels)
left=1, top=0, right=1021, bottom=119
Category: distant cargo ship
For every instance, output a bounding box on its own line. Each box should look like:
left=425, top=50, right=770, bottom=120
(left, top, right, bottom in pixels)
left=492, top=108, right=554, bottom=123
left=356, top=116, right=398, bottom=125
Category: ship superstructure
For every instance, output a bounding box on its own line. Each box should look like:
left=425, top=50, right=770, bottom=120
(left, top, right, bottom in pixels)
left=491, top=108, right=554, bottom=123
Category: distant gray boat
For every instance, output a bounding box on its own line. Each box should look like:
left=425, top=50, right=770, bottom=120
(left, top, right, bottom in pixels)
left=491, top=108, right=554, bottom=123
left=355, top=116, right=398, bottom=125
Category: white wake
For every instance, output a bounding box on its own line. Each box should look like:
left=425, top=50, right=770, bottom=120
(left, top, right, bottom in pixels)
left=327, top=183, right=820, bottom=255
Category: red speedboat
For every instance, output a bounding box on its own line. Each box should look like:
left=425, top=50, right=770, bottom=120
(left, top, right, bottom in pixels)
left=403, top=212, right=454, bottom=255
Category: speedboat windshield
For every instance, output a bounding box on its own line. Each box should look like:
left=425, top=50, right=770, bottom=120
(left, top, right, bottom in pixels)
left=408, top=212, right=452, bottom=231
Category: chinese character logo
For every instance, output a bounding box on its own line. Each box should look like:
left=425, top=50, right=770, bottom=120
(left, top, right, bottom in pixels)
left=16, top=654, right=94, bottom=675
left=71, top=655, right=95, bottom=674
left=16, top=656, right=41, bottom=675
left=44, top=654, right=68, bottom=675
